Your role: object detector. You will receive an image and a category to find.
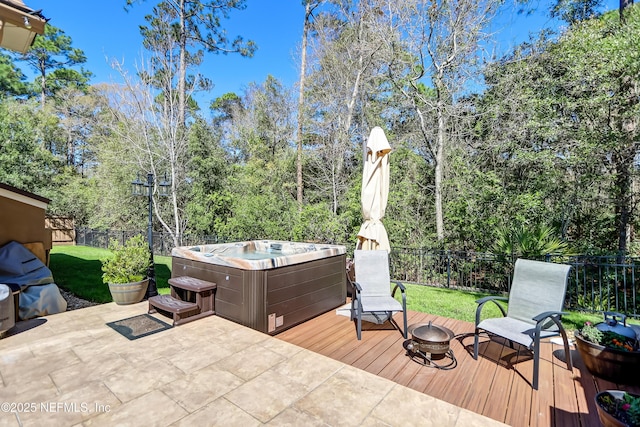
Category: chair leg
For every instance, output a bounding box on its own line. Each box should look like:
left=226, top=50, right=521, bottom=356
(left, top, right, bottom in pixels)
left=356, top=299, right=362, bottom=340
left=402, top=310, right=407, bottom=339
left=532, top=335, right=541, bottom=390
left=560, top=329, right=573, bottom=371
left=473, top=328, right=480, bottom=359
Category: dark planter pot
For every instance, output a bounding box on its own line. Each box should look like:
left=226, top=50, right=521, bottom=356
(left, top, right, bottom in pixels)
left=595, top=390, right=640, bottom=427
left=575, top=332, right=640, bottom=385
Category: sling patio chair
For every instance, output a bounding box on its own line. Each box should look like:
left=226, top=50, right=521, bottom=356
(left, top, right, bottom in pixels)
left=473, top=258, right=573, bottom=390
left=350, top=249, right=407, bottom=340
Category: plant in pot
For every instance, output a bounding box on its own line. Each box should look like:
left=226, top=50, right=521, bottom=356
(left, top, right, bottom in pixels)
left=595, top=390, right=640, bottom=427
left=574, top=312, right=640, bottom=384
left=101, top=235, right=150, bottom=305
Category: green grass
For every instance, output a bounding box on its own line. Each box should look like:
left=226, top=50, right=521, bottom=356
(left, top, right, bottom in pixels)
left=397, top=283, right=602, bottom=331
left=50, top=245, right=172, bottom=303
left=50, top=245, right=606, bottom=330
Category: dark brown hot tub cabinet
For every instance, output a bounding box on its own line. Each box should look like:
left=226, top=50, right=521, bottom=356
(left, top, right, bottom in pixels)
left=171, top=253, right=347, bottom=334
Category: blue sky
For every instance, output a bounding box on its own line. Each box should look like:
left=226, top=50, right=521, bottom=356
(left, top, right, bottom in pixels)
left=27, top=0, right=305, bottom=105
left=25, top=0, right=621, bottom=114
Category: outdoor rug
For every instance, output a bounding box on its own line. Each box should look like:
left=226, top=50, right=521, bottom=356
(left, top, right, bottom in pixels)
left=106, top=314, right=172, bottom=340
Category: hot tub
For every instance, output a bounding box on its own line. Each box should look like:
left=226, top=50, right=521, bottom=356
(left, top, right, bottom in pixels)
left=171, top=240, right=347, bottom=334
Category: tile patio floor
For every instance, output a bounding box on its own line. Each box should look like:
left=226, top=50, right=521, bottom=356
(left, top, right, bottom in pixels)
left=0, top=302, right=506, bottom=426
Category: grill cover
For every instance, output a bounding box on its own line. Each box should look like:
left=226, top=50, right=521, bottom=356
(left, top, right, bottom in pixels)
left=0, top=284, right=15, bottom=335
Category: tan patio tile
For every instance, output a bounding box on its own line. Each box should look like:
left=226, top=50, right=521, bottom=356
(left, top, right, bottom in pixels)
left=49, top=352, right=129, bottom=394
left=160, top=365, right=244, bottom=413
left=170, top=397, right=261, bottom=427
left=359, top=415, right=393, bottom=426
left=0, top=345, right=35, bottom=387
left=0, top=371, right=59, bottom=403
left=0, top=411, right=22, bottom=426
left=264, top=406, right=328, bottom=426
left=43, top=313, right=105, bottom=335
left=28, top=330, right=102, bottom=357
left=107, top=336, right=186, bottom=368
left=94, top=303, right=149, bottom=323
left=69, top=330, right=134, bottom=362
left=83, top=389, right=187, bottom=426
left=162, top=342, right=237, bottom=374
left=0, top=348, right=81, bottom=387
left=293, top=367, right=394, bottom=426
left=102, top=358, right=184, bottom=403
left=216, top=342, right=286, bottom=381
left=369, top=384, right=460, bottom=426
left=258, top=334, right=305, bottom=357
left=270, top=349, right=344, bottom=389
left=223, top=322, right=271, bottom=346
left=224, top=369, right=311, bottom=423
left=0, top=319, right=57, bottom=346
left=4, top=381, right=121, bottom=427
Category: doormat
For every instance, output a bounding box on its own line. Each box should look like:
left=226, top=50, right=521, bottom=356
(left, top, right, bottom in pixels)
left=106, top=314, right=172, bottom=340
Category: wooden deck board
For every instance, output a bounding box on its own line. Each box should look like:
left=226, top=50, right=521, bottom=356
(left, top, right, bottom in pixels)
left=276, top=308, right=638, bottom=426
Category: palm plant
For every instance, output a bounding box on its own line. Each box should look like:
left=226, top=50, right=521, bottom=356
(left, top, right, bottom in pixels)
left=492, top=223, right=570, bottom=258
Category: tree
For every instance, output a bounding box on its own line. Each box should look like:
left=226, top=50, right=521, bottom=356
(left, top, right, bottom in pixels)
left=475, top=6, right=640, bottom=253
left=99, top=44, right=190, bottom=247
left=54, top=87, right=105, bottom=171
left=127, top=0, right=257, bottom=126
left=0, top=98, right=62, bottom=192
left=304, top=0, right=396, bottom=215
left=18, top=25, right=91, bottom=108
left=387, top=0, right=502, bottom=243
left=548, top=7, right=640, bottom=253
left=296, top=1, right=322, bottom=208
left=0, top=53, right=28, bottom=97
left=184, top=118, right=231, bottom=236
left=551, top=0, right=604, bottom=23
left=211, top=76, right=298, bottom=240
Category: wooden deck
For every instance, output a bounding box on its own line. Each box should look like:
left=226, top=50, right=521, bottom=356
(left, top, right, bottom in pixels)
left=276, top=308, right=640, bottom=427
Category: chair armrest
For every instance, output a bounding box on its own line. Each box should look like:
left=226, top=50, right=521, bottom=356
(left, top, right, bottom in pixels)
left=391, top=281, right=406, bottom=297
left=391, top=281, right=407, bottom=311
left=353, top=281, right=363, bottom=293
left=532, top=311, right=567, bottom=323
left=475, top=296, right=508, bottom=326
left=476, top=295, right=508, bottom=304
left=532, top=311, right=568, bottom=332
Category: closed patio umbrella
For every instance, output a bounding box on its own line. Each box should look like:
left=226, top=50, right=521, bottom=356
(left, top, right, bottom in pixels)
left=356, top=126, right=391, bottom=251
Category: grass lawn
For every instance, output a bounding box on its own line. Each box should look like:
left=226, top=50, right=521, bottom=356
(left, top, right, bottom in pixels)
left=50, top=244, right=602, bottom=330
left=50, top=245, right=172, bottom=304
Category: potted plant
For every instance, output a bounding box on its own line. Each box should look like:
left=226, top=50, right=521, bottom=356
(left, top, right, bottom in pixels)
left=574, top=314, right=640, bottom=384
left=595, top=390, right=640, bottom=427
left=101, top=235, right=150, bottom=305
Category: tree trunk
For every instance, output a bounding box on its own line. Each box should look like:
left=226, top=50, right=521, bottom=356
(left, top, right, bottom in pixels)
left=435, top=98, right=446, bottom=241
left=40, top=57, right=46, bottom=109
left=614, top=147, right=634, bottom=256
left=178, top=0, right=187, bottom=127
left=296, top=1, right=314, bottom=209
left=620, top=0, right=634, bottom=21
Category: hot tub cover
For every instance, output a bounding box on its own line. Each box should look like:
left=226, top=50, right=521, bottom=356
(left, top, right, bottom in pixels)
left=0, top=241, right=67, bottom=319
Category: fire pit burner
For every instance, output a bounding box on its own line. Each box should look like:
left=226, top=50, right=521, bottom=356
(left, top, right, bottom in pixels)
left=406, top=321, right=457, bottom=369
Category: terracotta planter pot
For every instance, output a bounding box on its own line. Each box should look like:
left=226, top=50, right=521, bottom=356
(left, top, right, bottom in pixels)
left=575, top=332, right=640, bottom=384
left=595, top=390, right=640, bottom=427
left=108, top=279, right=149, bottom=305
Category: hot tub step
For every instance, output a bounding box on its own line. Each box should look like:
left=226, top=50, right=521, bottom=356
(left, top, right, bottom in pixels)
left=168, top=276, right=217, bottom=292
left=148, top=295, right=199, bottom=326
left=149, top=276, right=217, bottom=326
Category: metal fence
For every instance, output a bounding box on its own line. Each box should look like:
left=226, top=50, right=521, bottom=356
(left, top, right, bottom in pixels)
left=75, top=228, right=640, bottom=319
